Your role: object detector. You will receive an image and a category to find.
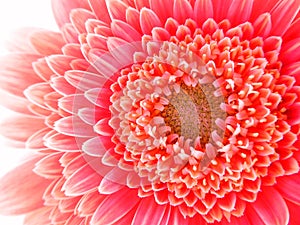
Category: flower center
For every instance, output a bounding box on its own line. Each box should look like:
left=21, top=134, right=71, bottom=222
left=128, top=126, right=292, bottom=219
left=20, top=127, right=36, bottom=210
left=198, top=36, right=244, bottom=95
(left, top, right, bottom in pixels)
left=161, top=83, right=212, bottom=147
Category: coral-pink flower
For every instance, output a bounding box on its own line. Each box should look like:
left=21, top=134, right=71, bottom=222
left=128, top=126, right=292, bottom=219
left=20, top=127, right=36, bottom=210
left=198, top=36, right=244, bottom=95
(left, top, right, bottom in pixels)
left=0, top=0, right=300, bottom=224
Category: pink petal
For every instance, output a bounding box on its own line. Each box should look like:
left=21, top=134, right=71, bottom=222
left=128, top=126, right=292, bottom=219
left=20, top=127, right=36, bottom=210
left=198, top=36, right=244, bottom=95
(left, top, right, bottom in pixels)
left=140, top=8, right=162, bottom=35
left=0, top=89, right=32, bottom=115
left=86, top=33, right=108, bottom=50
left=58, top=94, right=92, bottom=114
left=193, top=0, right=214, bottom=25
left=23, top=207, right=52, bottom=225
left=24, top=82, right=53, bottom=110
left=34, top=152, right=64, bottom=179
left=285, top=200, right=300, bottom=225
left=253, top=13, right=272, bottom=38
left=270, top=0, right=300, bottom=36
left=30, top=30, right=65, bottom=55
left=211, top=0, right=233, bottom=22
left=88, top=0, right=111, bottom=24
left=107, top=0, right=128, bottom=21
left=46, top=55, right=74, bottom=76
left=26, top=127, right=52, bottom=150
left=78, top=107, right=110, bottom=125
left=63, top=162, right=102, bottom=196
left=149, top=0, right=174, bottom=23
left=111, top=19, right=142, bottom=42
left=54, top=116, right=95, bottom=137
left=46, top=132, right=85, bottom=152
left=61, top=23, right=79, bottom=43
left=0, top=114, right=45, bottom=144
left=173, top=0, right=193, bottom=24
left=50, top=76, right=77, bottom=96
left=5, top=28, right=40, bottom=53
left=51, top=0, right=90, bottom=28
left=283, top=18, right=300, bottom=42
left=250, top=0, right=278, bottom=21
left=286, top=103, right=300, bottom=126
left=167, top=207, right=189, bottom=225
left=227, top=0, right=253, bottom=25
left=132, top=197, right=167, bottom=225
left=82, top=136, right=114, bottom=157
left=0, top=53, right=42, bottom=97
left=32, top=58, right=54, bottom=82
left=91, top=188, right=140, bottom=225
left=0, top=155, right=51, bottom=215
left=250, top=186, right=289, bottom=225
left=280, top=38, right=300, bottom=64
left=65, top=215, right=85, bottom=225
left=65, top=70, right=108, bottom=91
left=76, top=190, right=107, bottom=217
left=94, top=118, right=114, bottom=136
left=134, top=0, right=150, bottom=10
left=70, top=8, right=96, bottom=34
left=126, top=7, right=142, bottom=33
left=98, top=176, right=125, bottom=194
left=276, top=173, right=300, bottom=205
left=84, top=88, right=112, bottom=109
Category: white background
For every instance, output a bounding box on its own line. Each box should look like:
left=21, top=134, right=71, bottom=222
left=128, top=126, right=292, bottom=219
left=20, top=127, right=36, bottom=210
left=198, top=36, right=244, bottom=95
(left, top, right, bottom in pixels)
left=0, top=1, right=58, bottom=224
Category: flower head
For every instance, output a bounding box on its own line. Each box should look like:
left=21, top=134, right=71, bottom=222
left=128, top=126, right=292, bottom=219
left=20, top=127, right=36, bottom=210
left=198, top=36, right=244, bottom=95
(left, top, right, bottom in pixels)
left=0, top=0, right=300, bottom=224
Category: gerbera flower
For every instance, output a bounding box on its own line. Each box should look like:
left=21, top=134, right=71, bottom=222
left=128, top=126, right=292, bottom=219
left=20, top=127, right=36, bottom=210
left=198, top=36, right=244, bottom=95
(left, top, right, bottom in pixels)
left=0, top=0, right=300, bottom=224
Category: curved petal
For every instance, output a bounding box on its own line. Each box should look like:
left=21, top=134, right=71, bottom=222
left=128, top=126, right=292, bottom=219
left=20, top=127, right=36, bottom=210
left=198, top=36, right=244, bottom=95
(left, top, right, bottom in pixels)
left=132, top=197, right=167, bottom=225
left=0, top=155, right=51, bottom=215
left=250, top=186, right=289, bottom=225
left=91, top=187, right=140, bottom=225
left=276, top=173, right=300, bottom=205
left=285, top=199, right=300, bottom=225
left=51, top=0, right=91, bottom=28
left=227, top=0, right=253, bottom=26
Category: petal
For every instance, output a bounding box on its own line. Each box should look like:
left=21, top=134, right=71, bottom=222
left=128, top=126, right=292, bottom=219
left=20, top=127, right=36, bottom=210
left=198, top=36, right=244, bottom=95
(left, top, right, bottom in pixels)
left=30, top=30, right=65, bottom=55
left=211, top=0, right=233, bottom=22
left=24, top=82, right=53, bottom=110
left=45, top=132, right=85, bottom=152
left=140, top=8, right=162, bottom=35
left=50, top=76, right=77, bottom=96
left=173, top=0, right=193, bottom=24
left=193, top=0, right=214, bottom=25
left=283, top=18, right=300, bottom=42
left=285, top=200, right=300, bottom=225
left=58, top=94, right=92, bottom=114
left=91, top=188, right=140, bottom=225
left=0, top=114, right=45, bottom=145
left=70, top=8, right=96, bottom=34
left=65, top=70, right=108, bottom=91
left=51, top=0, right=90, bottom=28
left=76, top=190, right=107, bottom=217
left=251, top=186, right=289, bottom=225
left=34, top=152, right=64, bottom=179
left=5, top=28, right=40, bottom=53
left=227, top=0, right=253, bottom=25
left=0, top=53, right=42, bottom=97
left=149, top=0, right=174, bottom=23
left=63, top=162, right=102, bottom=196
left=276, top=173, right=300, bottom=205
left=167, top=207, right=189, bottom=225
left=253, top=13, right=272, bottom=38
left=270, top=0, right=300, bottom=36
left=280, top=38, right=300, bottom=65
left=132, top=197, right=167, bottom=225
left=82, top=136, right=114, bottom=157
left=0, top=89, right=32, bottom=115
left=78, top=107, right=110, bottom=125
left=54, top=116, right=95, bottom=137
left=88, top=0, right=111, bottom=24
left=23, top=207, right=52, bottom=225
left=111, top=19, right=142, bottom=42
left=84, top=88, right=112, bottom=109
left=107, top=0, right=128, bottom=21
left=0, top=155, right=51, bottom=215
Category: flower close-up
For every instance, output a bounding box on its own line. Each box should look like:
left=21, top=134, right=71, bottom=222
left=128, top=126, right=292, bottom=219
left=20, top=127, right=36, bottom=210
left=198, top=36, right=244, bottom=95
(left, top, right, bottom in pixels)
left=0, top=0, right=300, bottom=224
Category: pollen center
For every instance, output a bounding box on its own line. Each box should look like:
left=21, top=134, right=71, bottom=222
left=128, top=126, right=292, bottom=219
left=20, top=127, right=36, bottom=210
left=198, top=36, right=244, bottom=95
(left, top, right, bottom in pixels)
left=161, top=83, right=212, bottom=146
